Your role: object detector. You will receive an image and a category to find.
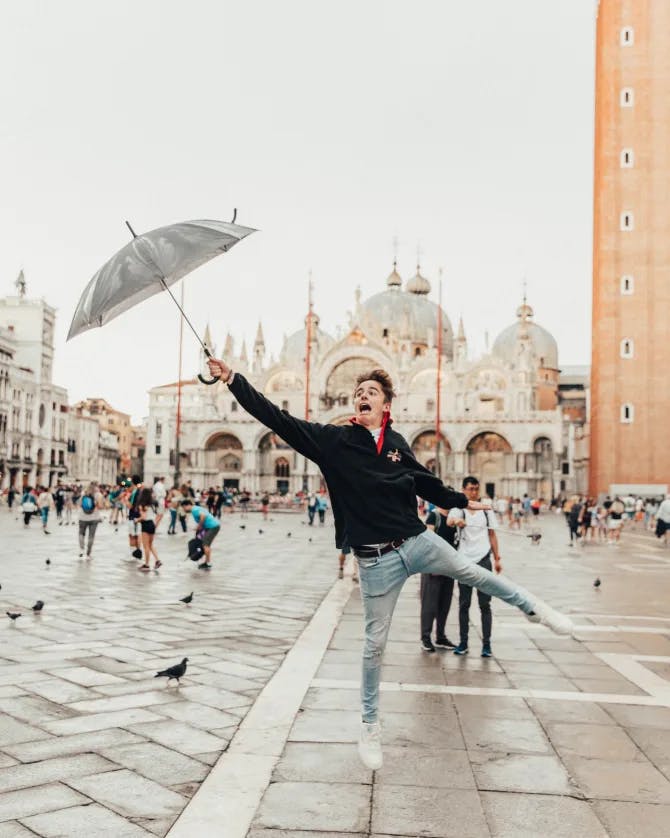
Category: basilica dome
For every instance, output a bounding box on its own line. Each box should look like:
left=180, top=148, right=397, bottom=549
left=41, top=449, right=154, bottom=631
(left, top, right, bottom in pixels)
left=280, top=311, right=336, bottom=365
left=359, top=264, right=453, bottom=358
left=492, top=300, right=558, bottom=369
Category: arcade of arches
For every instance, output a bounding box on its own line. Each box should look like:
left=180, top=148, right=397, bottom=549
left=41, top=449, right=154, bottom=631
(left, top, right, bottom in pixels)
left=409, top=430, right=557, bottom=500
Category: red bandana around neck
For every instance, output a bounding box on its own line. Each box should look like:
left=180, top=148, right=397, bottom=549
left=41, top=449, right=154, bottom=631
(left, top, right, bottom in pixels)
left=350, top=410, right=392, bottom=455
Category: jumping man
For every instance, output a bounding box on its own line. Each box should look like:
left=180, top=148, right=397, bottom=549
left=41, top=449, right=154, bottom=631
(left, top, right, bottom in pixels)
left=206, top=358, right=574, bottom=769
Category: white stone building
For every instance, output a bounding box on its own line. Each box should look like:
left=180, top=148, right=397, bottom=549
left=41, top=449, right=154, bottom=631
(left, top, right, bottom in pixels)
left=144, top=266, right=587, bottom=499
left=0, top=278, right=69, bottom=490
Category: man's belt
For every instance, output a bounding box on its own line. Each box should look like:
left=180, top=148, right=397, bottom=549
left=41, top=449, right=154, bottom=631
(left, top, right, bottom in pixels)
left=353, top=538, right=406, bottom=558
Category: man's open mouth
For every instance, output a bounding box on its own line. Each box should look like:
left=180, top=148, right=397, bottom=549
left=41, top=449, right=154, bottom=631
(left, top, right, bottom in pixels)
left=359, top=404, right=371, bottom=413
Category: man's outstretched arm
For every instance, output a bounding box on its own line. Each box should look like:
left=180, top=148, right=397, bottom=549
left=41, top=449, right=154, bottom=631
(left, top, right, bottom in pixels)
left=207, top=357, right=330, bottom=463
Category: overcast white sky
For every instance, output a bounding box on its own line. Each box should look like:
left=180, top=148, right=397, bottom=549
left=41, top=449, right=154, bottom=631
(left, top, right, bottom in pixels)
left=0, top=0, right=596, bottom=422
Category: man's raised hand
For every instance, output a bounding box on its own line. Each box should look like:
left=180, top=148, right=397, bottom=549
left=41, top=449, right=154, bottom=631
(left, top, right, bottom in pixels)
left=207, top=358, right=231, bottom=381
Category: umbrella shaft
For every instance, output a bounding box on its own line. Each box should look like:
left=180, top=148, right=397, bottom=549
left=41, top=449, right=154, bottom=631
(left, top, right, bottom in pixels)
left=160, top=279, right=211, bottom=357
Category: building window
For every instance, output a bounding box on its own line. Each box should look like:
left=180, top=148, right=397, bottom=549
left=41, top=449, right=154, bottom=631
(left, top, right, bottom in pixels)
left=426, top=399, right=435, bottom=412
left=155, top=422, right=162, bottom=438
left=155, top=444, right=161, bottom=455
left=620, top=27, right=634, bottom=45
left=382, top=328, right=389, bottom=338
left=620, top=403, right=634, bottom=423
left=231, top=401, right=238, bottom=412
left=620, top=148, right=634, bottom=168
left=620, top=212, right=634, bottom=231
left=620, top=275, right=634, bottom=295
left=620, top=338, right=634, bottom=358
left=620, top=87, right=634, bottom=107
left=561, top=462, right=570, bottom=475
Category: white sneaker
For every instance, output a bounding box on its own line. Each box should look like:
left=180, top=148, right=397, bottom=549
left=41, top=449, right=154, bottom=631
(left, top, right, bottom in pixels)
left=358, top=721, right=383, bottom=769
left=526, top=599, right=574, bottom=636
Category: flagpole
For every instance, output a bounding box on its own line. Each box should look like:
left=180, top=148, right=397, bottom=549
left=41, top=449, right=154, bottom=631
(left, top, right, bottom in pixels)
left=174, top=283, right=185, bottom=488
left=303, top=274, right=313, bottom=492
left=435, top=269, right=443, bottom=478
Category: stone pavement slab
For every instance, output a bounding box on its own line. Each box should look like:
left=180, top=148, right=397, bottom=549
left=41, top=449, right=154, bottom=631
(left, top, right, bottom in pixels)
left=67, top=768, right=187, bottom=819
left=481, top=792, right=607, bottom=838
left=254, top=781, right=370, bottom=832
left=21, top=803, right=152, bottom=837
left=0, top=783, right=89, bottom=822
left=372, top=785, right=488, bottom=838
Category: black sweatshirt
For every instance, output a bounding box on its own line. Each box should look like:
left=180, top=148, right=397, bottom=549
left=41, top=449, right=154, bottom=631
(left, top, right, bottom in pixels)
left=228, top=374, right=468, bottom=547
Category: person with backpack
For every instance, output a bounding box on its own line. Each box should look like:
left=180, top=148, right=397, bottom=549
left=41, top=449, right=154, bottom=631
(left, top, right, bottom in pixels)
left=20, top=486, right=38, bottom=527
left=78, top=482, right=103, bottom=559
left=448, top=476, right=501, bottom=658
left=181, top=498, right=220, bottom=570
left=420, top=505, right=457, bottom=652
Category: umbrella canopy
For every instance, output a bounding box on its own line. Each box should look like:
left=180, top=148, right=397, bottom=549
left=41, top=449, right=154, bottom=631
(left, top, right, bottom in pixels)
left=67, top=218, right=256, bottom=341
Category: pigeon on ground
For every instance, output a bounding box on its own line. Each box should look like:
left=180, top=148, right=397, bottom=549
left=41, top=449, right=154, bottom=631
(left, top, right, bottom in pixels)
left=527, top=532, right=542, bottom=544
left=239, top=525, right=246, bottom=530
left=6, top=612, right=21, bottom=621
left=309, top=538, right=312, bottom=543
left=155, top=657, right=189, bottom=684
left=258, top=529, right=264, bottom=534
left=32, top=600, right=44, bottom=612
left=594, top=578, right=601, bottom=588
left=180, top=592, right=194, bottom=604
left=45, top=558, right=51, bottom=566
left=287, top=532, right=292, bottom=538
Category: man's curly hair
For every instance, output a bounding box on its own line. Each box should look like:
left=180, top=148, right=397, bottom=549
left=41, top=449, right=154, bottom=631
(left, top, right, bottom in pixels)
left=353, top=369, right=397, bottom=403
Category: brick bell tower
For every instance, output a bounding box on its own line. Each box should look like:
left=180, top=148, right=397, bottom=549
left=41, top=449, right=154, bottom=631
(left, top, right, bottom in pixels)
left=589, top=0, right=670, bottom=496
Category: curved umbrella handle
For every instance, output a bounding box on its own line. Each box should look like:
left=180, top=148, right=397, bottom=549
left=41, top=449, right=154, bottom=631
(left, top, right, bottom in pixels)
left=198, top=347, right=220, bottom=385
left=198, top=371, right=221, bottom=385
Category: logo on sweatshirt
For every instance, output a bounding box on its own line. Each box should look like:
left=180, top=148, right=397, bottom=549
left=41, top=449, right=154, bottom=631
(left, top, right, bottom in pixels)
left=387, top=448, right=401, bottom=463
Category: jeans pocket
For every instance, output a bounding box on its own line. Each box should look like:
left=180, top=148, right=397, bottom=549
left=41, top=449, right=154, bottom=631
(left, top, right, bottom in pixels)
left=359, top=557, right=398, bottom=598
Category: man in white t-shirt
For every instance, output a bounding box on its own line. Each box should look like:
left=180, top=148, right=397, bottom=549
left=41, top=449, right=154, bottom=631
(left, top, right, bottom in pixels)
left=153, top=477, right=167, bottom=507
left=448, top=476, right=501, bottom=658
left=657, top=495, right=670, bottom=546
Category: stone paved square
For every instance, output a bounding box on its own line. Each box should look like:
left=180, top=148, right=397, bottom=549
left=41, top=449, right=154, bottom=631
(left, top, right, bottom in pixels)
left=1, top=510, right=670, bottom=836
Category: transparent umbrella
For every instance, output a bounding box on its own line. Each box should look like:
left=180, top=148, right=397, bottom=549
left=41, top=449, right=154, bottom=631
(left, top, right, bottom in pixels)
left=67, top=214, right=256, bottom=383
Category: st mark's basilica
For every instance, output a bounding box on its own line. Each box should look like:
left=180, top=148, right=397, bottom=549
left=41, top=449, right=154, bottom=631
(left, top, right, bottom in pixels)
left=143, top=264, right=588, bottom=500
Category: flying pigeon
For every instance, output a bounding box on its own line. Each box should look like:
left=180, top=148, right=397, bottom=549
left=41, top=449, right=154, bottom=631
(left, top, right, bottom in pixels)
left=155, top=657, right=189, bottom=684
left=32, top=600, right=45, bottom=612
left=6, top=612, right=21, bottom=621
left=527, top=532, right=542, bottom=544
left=180, top=592, right=194, bottom=605
left=593, top=578, right=601, bottom=588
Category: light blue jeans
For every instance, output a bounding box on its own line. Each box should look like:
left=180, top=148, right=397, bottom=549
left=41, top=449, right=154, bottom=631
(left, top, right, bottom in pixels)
left=358, top=528, right=536, bottom=723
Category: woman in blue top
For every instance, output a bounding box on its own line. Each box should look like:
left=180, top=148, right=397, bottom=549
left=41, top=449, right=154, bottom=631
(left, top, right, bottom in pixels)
left=182, top=499, right=220, bottom=571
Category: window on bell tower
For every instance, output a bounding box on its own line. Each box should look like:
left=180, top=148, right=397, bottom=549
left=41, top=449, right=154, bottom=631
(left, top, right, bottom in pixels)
left=620, top=87, right=634, bottom=107
left=620, top=148, right=634, bottom=168
left=620, top=27, right=634, bottom=46
left=620, top=212, right=634, bottom=231
left=620, top=338, right=634, bottom=359
left=620, top=275, right=634, bottom=295
left=620, top=403, right=634, bottom=423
